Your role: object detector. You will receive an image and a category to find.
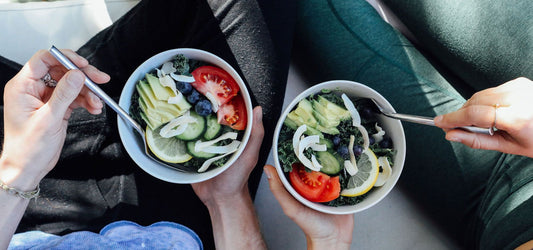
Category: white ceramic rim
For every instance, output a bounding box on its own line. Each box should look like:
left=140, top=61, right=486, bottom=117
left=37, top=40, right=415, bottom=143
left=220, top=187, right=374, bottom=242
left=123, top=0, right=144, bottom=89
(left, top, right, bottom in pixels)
left=118, top=48, right=253, bottom=184
left=272, top=80, right=406, bottom=214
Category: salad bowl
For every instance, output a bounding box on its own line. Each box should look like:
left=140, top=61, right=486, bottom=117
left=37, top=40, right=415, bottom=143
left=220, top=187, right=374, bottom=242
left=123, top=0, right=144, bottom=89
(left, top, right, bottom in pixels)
left=118, top=48, right=253, bottom=184
left=272, top=80, right=406, bottom=214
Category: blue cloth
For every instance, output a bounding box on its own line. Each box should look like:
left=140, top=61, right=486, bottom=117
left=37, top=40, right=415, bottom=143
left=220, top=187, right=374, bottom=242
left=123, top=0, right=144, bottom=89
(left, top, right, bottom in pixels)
left=8, top=221, right=202, bottom=250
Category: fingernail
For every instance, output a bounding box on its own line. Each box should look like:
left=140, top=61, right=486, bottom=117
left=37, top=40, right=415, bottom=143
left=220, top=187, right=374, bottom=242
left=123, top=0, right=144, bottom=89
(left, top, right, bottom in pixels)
left=264, top=166, right=272, bottom=179
left=447, top=135, right=461, bottom=142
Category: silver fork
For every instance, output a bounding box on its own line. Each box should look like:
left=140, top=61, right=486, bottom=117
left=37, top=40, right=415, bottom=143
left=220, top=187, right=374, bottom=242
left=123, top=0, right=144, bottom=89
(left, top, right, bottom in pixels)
left=369, top=98, right=495, bottom=135
left=49, top=46, right=194, bottom=172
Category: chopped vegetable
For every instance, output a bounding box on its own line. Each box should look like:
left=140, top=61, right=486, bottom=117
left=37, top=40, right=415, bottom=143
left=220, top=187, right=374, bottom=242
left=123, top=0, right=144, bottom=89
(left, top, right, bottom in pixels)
left=278, top=90, right=396, bottom=206
left=130, top=54, right=246, bottom=173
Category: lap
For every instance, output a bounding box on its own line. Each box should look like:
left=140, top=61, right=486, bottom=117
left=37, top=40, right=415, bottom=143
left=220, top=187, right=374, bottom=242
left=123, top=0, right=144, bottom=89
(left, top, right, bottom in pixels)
left=293, top=0, right=533, bottom=247
left=1, top=0, right=295, bottom=249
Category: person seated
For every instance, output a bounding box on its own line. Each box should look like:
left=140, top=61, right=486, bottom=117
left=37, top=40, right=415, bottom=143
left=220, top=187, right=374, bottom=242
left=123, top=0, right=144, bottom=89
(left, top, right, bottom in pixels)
left=0, top=0, right=296, bottom=249
left=292, top=0, right=533, bottom=249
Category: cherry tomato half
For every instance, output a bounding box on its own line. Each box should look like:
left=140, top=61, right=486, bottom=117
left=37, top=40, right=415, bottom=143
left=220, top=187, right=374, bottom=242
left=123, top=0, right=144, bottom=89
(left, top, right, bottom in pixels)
left=289, top=163, right=340, bottom=203
left=191, top=66, right=239, bottom=106
left=217, top=94, right=247, bottom=130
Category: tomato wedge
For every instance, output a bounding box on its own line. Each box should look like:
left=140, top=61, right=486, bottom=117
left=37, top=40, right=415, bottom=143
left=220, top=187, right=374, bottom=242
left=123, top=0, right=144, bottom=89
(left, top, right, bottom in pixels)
left=315, top=176, right=341, bottom=203
left=217, top=94, right=247, bottom=130
left=191, top=66, right=239, bottom=106
left=289, top=163, right=340, bottom=203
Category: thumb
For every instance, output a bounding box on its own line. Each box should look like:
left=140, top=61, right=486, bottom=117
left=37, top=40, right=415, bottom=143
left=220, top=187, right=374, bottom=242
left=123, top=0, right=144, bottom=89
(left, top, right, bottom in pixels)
left=264, top=165, right=302, bottom=213
left=48, top=70, right=85, bottom=116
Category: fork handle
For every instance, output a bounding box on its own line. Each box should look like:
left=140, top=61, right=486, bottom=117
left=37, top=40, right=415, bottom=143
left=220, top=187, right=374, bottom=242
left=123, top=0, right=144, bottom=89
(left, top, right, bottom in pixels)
left=49, top=46, right=144, bottom=135
left=382, top=112, right=494, bottom=135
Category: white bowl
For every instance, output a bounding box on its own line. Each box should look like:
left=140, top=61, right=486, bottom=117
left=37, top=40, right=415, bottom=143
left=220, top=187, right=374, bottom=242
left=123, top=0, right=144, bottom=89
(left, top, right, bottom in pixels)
left=118, top=48, right=253, bottom=184
left=272, top=80, right=406, bottom=214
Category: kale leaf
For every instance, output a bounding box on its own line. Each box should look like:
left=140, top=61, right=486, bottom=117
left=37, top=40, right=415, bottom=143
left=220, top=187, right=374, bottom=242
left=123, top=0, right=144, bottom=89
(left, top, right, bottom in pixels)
left=172, top=54, right=190, bottom=75
left=129, top=89, right=146, bottom=129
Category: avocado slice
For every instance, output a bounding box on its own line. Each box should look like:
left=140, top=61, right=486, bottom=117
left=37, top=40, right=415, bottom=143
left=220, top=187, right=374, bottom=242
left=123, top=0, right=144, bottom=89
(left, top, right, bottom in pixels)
left=317, top=95, right=350, bottom=120
left=145, top=73, right=173, bottom=101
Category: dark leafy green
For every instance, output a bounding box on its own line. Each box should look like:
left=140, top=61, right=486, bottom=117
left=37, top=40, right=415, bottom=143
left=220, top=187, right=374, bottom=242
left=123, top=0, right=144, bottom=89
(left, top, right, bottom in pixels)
left=277, top=90, right=397, bottom=207
left=129, top=89, right=146, bottom=128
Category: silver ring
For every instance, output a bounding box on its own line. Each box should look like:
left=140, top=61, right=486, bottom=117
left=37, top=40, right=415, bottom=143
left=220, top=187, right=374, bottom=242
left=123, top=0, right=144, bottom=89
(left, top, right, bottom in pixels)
left=489, top=103, right=500, bottom=136
left=41, top=73, right=57, bottom=87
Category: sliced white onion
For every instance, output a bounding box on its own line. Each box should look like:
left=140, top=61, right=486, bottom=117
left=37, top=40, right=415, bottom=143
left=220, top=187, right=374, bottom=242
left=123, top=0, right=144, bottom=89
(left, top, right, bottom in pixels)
left=374, top=156, right=392, bottom=187
left=161, top=61, right=176, bottom=75
left=156, top=68, right=163, bottom=78
left=167, top=91, right=185, bottom=105
left=293, top=125, right=307, bottom=157
left=342, top=94, right=361, bottom=126
left=309, top=143, right=327, bottom=152
left=344, top=161, right=357, bottom=176
left=195, top=132, right=238, bottom=152
left=357, top=125, right=370, bottom=150
left=198, top=150, right=237, bottom=173
left=159, top=75, right=177, bottom=92
left=297, top=135, right=320, bottom=170
left=170, top=72, right=195, bottom=83
left=159, top=111, right=197, bottom=138
left=309, top=155, right=323, bottom=171
left=372, top=123, right=385, bottom=143
left=205, top=92, right=220, bottom=112
left=199, top=140, right=241, bottom=154
left=345, top=135, right=358, bottom=176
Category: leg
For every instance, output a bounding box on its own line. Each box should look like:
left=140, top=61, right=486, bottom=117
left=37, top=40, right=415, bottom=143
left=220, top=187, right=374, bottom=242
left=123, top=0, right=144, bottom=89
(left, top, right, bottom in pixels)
left=292, top=0, right=528, bottom=247
left=16, top=0, right=295, bottom=249
left=381, top=0, right=533, bottom=91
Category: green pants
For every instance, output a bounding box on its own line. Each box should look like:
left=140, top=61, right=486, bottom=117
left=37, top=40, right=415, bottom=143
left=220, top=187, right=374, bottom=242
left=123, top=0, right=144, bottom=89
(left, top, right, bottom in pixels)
left=293, top=0, right=533, bottom=249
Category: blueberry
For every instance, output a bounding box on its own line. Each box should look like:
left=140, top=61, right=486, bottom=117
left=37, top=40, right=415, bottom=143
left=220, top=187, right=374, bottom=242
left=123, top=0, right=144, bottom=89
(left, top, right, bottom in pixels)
left=332, top=136, right=341, bottom=147
left=379, top=137, right=393, bottom=148
left=353, top=145, right=363, bottom=156
left=195, top=100, right=212, bottom=116
left=360, top=106, right=375, bottom=119
left=187, top=89, right=200, bottom=104
left=176, top=81, right=193, bottom=95
left=337, top=145, right=349, bottom=159
left=369, top=137, right=376, bottom=145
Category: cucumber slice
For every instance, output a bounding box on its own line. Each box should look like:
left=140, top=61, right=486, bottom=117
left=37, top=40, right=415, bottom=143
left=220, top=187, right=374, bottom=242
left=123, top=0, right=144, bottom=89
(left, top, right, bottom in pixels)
left=316, top=151, right=341, bottom=175
left=176, top=111, right=206, bottom=141
left=186, top=141, right=217, bottom=159
left=204, top=114, right=222, bottom=140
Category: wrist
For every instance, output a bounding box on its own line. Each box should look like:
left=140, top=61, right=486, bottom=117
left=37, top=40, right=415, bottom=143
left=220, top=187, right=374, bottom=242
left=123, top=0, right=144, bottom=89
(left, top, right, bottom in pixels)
left=203, top=187, right=251, bottom=211
left=205, top=188, right=266, bottom=250
left=0, top=155, right=42, bottom=191
left=306, top=236, right=351, bottom=250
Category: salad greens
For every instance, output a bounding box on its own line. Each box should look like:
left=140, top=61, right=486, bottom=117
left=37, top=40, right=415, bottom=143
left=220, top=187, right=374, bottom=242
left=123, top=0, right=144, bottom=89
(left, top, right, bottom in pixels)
left=129, top=54, right=245, bottom=172
left=278, top=90, right=396, bottom=206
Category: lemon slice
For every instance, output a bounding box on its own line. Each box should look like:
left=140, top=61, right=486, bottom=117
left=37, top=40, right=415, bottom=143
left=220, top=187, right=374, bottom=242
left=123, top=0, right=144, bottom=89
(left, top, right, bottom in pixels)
left=145, top=126, right=192, bottom=163
left=340, top=149, right=379, bottom=197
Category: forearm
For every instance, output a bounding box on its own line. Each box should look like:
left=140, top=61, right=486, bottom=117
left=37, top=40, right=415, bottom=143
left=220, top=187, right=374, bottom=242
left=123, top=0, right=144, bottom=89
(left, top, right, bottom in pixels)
left=0, top=192, right=29, bottom=249
left=0, top=157, right=40, bottom=249
left=205, top=189, right=266, bottom=250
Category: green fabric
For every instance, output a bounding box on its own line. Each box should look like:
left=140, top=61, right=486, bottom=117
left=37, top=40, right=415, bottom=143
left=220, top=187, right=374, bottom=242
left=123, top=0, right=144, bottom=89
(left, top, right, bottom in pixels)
left=293, top=0, right=533, bottom=249
left=381, top=0, right=533, bottom=91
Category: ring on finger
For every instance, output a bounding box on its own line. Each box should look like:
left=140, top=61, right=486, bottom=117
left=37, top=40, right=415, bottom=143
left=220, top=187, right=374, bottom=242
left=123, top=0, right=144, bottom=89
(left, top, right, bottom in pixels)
left=41, top=73, right=57, bottom=87
left=489, top=103, right=500, bottom=136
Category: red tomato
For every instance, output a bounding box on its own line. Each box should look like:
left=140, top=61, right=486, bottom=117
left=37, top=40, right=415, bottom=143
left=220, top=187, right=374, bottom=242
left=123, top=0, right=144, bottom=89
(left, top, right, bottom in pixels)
left=217, top=94, right=247, bottom=130
left=289, top=163, right=340, bottom=203
left=191, top=66, right=239, bottom=106
left=315, top=176, right=340, bottom=203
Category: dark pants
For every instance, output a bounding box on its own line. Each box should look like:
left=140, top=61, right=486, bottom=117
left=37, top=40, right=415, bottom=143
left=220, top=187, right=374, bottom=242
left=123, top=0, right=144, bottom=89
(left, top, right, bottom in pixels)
left=294, top=0, right=533, bottom=249
left=0, top=0, right=296, bottom=249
